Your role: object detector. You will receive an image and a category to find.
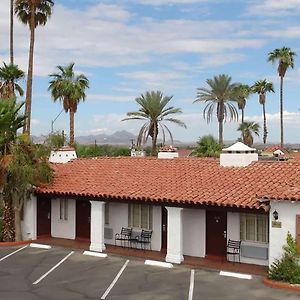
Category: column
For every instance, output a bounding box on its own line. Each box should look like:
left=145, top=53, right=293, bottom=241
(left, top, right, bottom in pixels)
left=89, top=201, right=106, bottom=252
left=165, top=207, right=184, bottom=264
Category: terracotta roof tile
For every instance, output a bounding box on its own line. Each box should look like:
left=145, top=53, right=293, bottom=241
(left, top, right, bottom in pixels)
left=36, top=157, right=300, bottom=211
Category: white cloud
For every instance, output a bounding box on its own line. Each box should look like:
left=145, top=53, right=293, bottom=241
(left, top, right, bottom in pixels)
left=246, top=0, right=300, bottom=16
left=87, top=94, right=135, bottom=103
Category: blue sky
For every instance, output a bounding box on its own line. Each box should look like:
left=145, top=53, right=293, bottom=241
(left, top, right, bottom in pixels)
left=0, top=0, right=300, bottom=144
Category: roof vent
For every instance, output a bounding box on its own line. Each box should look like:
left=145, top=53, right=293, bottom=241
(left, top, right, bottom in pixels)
left=49, top=146, right=77, bottom=164
left=220, top=142, right=258, bottom=167
left=158, top=145, right=179, bottom=159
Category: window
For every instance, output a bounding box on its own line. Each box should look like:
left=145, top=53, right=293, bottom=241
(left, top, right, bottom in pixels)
left=105, top=203, right=109, bottom=225
left=59, top=199, right=68, bottom=221
left=128, top=204, right=152, bottom=229
left=240, top=214, right=268, bottom=243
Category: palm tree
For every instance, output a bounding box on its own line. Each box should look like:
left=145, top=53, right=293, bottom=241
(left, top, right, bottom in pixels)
left=237, top=121, right=260, bottom=147
left=233, top=84, right=252, bottom=123
left=0, top=62, right=25, bottom=99
left=191, top=135, right=222, bottom=158
left=10, top=0, right=14, bottom=64
left=15, top=0, right=54, bottom=135
left=194, top=74, right=239, bottom=145
left=122, top=91, right=187, bottom=156
left=251, top=79, right=275, bottom=144
left=267, top=47, right=296, bottom=148
left=48, top=63, right=89, bottom=147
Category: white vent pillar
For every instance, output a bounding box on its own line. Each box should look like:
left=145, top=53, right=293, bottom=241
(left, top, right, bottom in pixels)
left=89, top=201, right=106, bottom=252
left=165, top=207, right=184, bottom=264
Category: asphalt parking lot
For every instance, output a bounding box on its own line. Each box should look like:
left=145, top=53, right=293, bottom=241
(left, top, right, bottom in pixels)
left=0, top=245, right=299, bottom=300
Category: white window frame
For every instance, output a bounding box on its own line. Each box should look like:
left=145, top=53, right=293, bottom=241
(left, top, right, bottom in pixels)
left=128, top=204, right=152, bottom=230
left=240, top=213, right=269, bottom=243
left=59, top=199, right=68, bottom=221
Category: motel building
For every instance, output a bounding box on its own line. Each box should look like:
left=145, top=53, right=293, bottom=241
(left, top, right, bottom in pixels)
left=21, top=143, right=300, bottom=267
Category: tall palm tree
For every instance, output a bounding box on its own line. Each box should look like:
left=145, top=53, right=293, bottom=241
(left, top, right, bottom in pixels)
left=237, top=121, right=260, bottom=147
left=10, top=0, right=14, bottom=64
left=194, top=74, right=239, bottom=145
left=15, top=0, right=54, bottom=135
left=267, top=47, right=296, bottom=148
left=48, top=63, right=89, bottom=147
left=251, top=79, right=275, bottom=144
left=0, top=62, right=25, bottom=99
left=233, top=84, right=252, bottom=123
left=122, top=91, right=187, bottom=156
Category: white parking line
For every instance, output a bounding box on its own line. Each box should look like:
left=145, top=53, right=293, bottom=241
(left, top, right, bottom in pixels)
left=33, top=251, right=74, bottom=285
left=144, top=260, right=173, bottom=268
left=83, top=251, right=107, bottom=258
left=0, top=245, right=28, bottom=262
left=30, top=243, right=51, bottom=249
left=188, top=269, right=195, bottom=300
left=100, top=259, right=130, bottom=300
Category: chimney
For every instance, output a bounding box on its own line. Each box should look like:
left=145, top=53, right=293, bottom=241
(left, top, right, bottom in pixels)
left=157, top=145, right=179, bottom=159
left=220, top=142, right=258, bottom=167
left=49, top=146, right=77, bottom=164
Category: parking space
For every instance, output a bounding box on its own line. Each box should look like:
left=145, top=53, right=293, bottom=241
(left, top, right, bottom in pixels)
left=0, top=245, right=299, bottom=300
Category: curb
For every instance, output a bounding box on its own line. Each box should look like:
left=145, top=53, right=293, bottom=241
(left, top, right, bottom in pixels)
left=0, top=240, right=32, bottom=247
left=263, top=278, right=300, bottom=292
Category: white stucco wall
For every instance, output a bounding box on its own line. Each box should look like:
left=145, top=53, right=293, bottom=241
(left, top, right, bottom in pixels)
left=182, top=209, right=206, bottom=257
left=51, top=198, right=76, bottom=239
left=227, top=211, right=268, bottom=266
left=22, top=195, right=37, bottom=240
left=269, top=201, right=300, bottom=266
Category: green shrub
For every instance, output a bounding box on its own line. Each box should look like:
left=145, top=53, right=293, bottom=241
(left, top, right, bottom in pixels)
left=268, top=232, right=300, bottom=284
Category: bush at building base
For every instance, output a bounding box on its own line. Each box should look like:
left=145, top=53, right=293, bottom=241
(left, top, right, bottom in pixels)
left=268, top=232, right=300, bottom=284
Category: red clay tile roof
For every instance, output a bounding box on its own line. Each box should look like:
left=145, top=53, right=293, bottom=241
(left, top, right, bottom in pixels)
left=35, top=157, right=300, bottom=211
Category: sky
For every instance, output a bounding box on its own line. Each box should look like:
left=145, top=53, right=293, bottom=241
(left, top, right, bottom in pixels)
left=0, top=0, right=300, bottom=145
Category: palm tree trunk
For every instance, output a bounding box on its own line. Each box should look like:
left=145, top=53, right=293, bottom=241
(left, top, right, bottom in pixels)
left=69, top=108, right=75, bottom=147
left=151, top=123, right=158, bottom=156
left=262, top=103, right=267, bottom=144
left=2, top=197, right=15, bottom=242
left=14, top=207, right=22, bottom=242
left=280, top=75, right=284, bottom=149
left=217, top=102, right=224, bottom=145
left=241, top=108, right=244, bottom=123
left=23, top=7, right=35, bottom=135
left=10, top=0, right=14, bottom=64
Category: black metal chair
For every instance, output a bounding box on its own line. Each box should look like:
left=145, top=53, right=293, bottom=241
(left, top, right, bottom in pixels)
left=226, top=239, right=241, bottom=263
left=135, top=229, right=152, bottom=250
left=115, top=227, right=132, bottom=247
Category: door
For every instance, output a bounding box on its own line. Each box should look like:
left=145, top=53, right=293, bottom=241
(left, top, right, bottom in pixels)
left=76, top=200, right=91, bottom=240
left=296, top=215, right=300, bottom=247
left=161, top=207, right=168, bottom=253
left=37, top=198, right=51, bottom=237
left=206, top=210, right=227, bottom=257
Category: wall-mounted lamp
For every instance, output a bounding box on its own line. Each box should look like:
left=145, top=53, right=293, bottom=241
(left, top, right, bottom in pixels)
left=273, top=210, right=279, bottom=221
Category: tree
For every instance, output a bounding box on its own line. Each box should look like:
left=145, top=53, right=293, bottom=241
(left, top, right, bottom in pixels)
left=15, top=0, right=54, bottom=135
left=233, top=84, right=252, bottom=123
left=191, top=135, right=222, bottom=158
left=0, top=99, right=26, bottom=241
left=122, top=91, right=186, bottom=156
left=1, top=140, right=53, bottom=241
left=267, top=47, right=296, bottom=149
left=0, top=62, right=25, bottom=99
left=48, top=63, right=89, bottom=147
left=237, top=121, right=260, bottom=147
left=10, top=0, right=14, bottom=64
left=251, top=79, right=275, bottom=144
left=194, top=74, right=239, bottom=145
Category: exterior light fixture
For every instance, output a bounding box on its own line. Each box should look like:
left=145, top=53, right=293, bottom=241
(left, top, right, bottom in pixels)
left=273, top=210, right=279, bottom=221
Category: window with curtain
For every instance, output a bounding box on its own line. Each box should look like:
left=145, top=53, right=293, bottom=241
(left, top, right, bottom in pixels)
left=128, top=204, right=152, bottom=229
left=59, top=199, right=68, bottom=221
left=240, top=213, right=268, bottom=243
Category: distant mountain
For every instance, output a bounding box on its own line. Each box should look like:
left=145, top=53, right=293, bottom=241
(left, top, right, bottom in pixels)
left=76, top=130, right=136, bottom=145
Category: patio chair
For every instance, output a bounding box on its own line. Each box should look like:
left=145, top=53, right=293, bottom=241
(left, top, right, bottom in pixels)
left=135, top=229, right=152, bottom=250
left=115, top=227, right=132, bottom=247
left=226, top=239, right=241, bottom=263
